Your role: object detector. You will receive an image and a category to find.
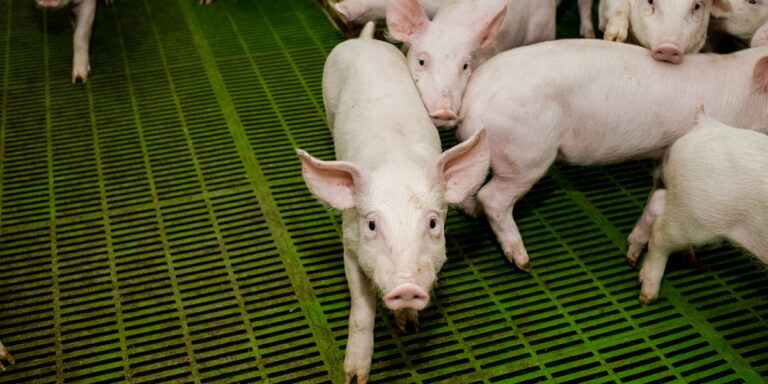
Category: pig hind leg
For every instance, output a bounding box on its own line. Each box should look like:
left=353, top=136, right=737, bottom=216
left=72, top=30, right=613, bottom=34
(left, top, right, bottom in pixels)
left=0, top=340, right=13, bottom=371
left=627, top=188, right=666, bottom=267
left=71, top=0, right=95, bottom=83
left=477, top=150, right=557, bottom=273
left=638, top=209, right=712, bottom=306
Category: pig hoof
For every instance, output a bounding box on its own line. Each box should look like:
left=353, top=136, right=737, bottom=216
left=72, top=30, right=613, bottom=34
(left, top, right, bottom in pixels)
left=604, top=18, right=629, bottom=43
left=0, top=341, right=14, bottom=371
left=638, top=292, right=657, bottom=307
left=395, top=309, right=419, bottom=332
left=626, top=245, right=644, bottom=268
left=345, top=372, right=369, bottom=384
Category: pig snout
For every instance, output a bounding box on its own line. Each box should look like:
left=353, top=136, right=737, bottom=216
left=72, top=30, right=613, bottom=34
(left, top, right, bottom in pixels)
left=651, top=43, right=683, bottom=64
left=383, top=283, right=429, bottom=310
left=429, top=109, right=458, bottom=126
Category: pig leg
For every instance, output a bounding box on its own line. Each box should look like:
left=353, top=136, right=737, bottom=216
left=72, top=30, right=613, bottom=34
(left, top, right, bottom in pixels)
left=627, top=188, right=666, bottom=267
left=477, top=152, right=556, bottom=272
left=524, top=5, right=557, bottom=44
left=344, top=251, right=376, bottom=384
left=600, top=0, right=630, bottom=42
left=578, top=0, right=595, bottom=38
left=0, top=340, right=14, bottom=371
left=394, top=308, right=419, bottom=332
left=71, top=0, right=95, bottom=83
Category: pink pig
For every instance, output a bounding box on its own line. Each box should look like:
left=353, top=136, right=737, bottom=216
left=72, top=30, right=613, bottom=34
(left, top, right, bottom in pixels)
left=387, top=0, right=558, bottom=127
left=629, top=114, right=768, bottom=306
left=298, top=23, right=490, bottom=384
left=36, top=0, right=96, bottom=83
left=457, top=39, right=768, bottom=272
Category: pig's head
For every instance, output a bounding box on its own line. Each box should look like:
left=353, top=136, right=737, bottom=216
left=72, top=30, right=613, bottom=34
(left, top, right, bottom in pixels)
left=387, top=0, right=506, bottom=127
left=297, top=129, right=489, bottom=311
left=631, top=0, right=726, bottom=63
left=711, top=0, right=768, bottom=43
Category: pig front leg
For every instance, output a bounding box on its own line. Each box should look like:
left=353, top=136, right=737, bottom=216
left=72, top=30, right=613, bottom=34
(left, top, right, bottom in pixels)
left=71, top=0, right=95, bottom=83
left=477, top=151, right=556, bottom=273
left=600, top=0, right=630, bottom=42
left=0, top=340, right=14, bottom=371
left=344, top=251, right=376, bottom=384
left=627, top=188, right=666, bottom=267
left=578, top=0, right=596, bottom=38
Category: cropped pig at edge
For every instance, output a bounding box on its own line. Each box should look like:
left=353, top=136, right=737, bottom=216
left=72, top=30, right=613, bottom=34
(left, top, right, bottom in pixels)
left=36, top=0, right=96, bottom=83
left=628, top=114, right=768, bottom=306
left=709, top=0, right=768, bottom=47
left=333, top=0, right=446, bottom=23
left=387, top=0, right=557, bottom=127
left=297, top=23, right=490, bottom=384
left=600, top=0, right=729, bottom=63
left=457, top=40, right=768, bottom=272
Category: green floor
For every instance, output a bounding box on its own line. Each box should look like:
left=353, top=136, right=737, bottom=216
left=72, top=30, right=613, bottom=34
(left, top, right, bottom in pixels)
left=0, top=0, right=767, bottom=383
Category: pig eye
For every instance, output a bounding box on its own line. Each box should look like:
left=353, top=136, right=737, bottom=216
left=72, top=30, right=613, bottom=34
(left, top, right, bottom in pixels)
left=648, top=0, right=653, bottom=4
left=419, top=59, right=425, bottom=66
left=368, top=220, right=376, bottom=231
left=429, top=219, right=437, bottom=229
left=694, top=2, right=700, bottom=10
left=748, top=0, right=756, bottom=4
left=462, top=63, right=469, bottom=70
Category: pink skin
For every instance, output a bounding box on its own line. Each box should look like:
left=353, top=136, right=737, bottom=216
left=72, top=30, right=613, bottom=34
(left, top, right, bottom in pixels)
left=752, top=22, right=768, bottom=47
left=387, top=0, right=556, bottom=127
left=333, top=0, right=445, bottom=23
left=35, top=0, right=95, bottom=83
left=458, top=40, right=768, bottom=272
left=711, top=0, right=768, bottom=45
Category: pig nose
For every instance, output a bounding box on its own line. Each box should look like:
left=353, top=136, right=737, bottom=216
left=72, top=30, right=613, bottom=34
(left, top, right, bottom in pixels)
left=429, top=109, right=458, bottom=121
left=651, top=44, right=683, bottom=64
left=383, top=283, right=429, bottom=311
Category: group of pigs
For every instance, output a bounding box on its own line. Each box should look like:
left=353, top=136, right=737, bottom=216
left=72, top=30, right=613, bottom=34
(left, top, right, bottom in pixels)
left=296, top=0, right=768, bottom=382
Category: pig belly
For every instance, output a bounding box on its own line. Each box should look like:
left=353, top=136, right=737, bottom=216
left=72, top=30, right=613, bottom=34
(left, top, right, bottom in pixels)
left=556, top=120, right=675, bottom=165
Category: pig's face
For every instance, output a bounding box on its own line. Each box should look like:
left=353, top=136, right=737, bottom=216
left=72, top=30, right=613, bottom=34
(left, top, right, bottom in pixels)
left=405, top=30, right=475, bottom=127
left=387, top=0, right=506, bottom=126
left=631, top=0, right=713, bottom=63
left=298, top=129, right=489, bottom=311
left=352, top=165, right=447, bottom=310
left=711, top=0, right=768, bottom=42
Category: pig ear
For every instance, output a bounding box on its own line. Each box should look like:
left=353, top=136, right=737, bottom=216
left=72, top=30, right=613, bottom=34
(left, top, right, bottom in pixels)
left=711, top=0, right=731, bottom=17
left=429, top=129, right=490, bottom=204
left=751, top=23, right=768, bottom=48
left=754, top=56, right=768, bottom=89
left=477, top=6, right=507, bottom=47
left=334, top=2, right=353, bottom=22
left=387, top=0, right=429, bottom=43
left=297, top=149, right=367, bottom=210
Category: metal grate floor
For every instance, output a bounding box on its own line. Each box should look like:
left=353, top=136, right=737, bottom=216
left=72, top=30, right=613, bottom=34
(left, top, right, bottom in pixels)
left=1, top=0, right=767, bottom=383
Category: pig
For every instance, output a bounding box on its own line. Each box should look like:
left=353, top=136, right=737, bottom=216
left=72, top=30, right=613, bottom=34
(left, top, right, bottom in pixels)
left=386, top=0, right=558, bottom=127
left=0, top=341, right=13, bottom=371
left=709, top=0, right=768, bottom=47
left=333, top=0, right=446, bottom=23
left=336, top=0, right=596, bottom=38
left=456, top=39, right=768, bottom=272
left=628, top=115, right=768, bottom=305
left=599, top=0, right=729, bottom=63
left=36, top=0, right=95, bottom=83
left=298, top=22, right=490, bottom=384
left=753, top=22, right=768, bottom=47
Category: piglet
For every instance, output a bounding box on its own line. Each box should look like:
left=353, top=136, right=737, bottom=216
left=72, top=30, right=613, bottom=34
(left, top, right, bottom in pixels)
left=298, top=22, right=490, bottom=384
left=710, top=0, right=768, bottom=47
left=386, top=0, right=557, bottom=127
left=600, top=0, right=729, bottom=63
left=628, top=114, right=768, bottom=305
left=36, top=0, right=95, bottom=83
left=333, top=0, right=445, bottom=23
left=457, top=40, right=768, bottom=272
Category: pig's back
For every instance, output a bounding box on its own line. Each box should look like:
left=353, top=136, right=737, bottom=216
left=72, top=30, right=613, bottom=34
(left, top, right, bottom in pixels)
left=461, top=39, right=760, bottom=164
left=322, top=38, right=441, bottom=169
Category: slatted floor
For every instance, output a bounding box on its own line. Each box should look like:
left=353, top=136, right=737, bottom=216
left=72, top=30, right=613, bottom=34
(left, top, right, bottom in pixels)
left=0, top=0, right=767, bottom=383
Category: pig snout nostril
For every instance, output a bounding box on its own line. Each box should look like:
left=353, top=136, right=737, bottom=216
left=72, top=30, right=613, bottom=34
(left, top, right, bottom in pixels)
left=651, top=44, right=684, bottom=64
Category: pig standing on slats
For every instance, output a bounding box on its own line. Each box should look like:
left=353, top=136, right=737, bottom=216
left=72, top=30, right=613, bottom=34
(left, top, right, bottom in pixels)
left=297, top=23, right=490, bottom=384
left=386, top=0, right=558, bottom=127
left=456, top=40, right=768, bottom=272
left=36, top=0, right=96, bottom=83
left=629, top=114, right=768, bottom=305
